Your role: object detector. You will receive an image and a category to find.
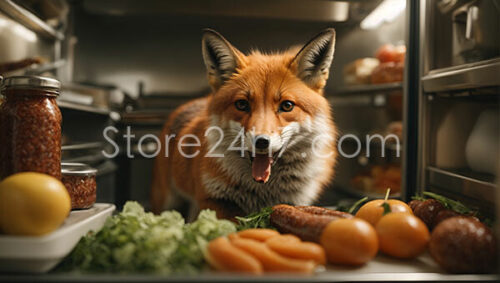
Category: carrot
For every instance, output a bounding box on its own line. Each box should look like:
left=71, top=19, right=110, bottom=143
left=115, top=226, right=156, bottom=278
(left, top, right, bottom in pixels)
left=266, top=234, right=326, bottom=265
left=231, top=237, right=316, bottom=273
left=207, top=237, right=263, bottom=274
left=237, top=228, right=280, bottom=242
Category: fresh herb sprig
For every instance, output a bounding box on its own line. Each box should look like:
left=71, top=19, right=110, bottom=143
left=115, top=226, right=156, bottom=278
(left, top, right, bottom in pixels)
left=235, top=207, right=274, bottom=231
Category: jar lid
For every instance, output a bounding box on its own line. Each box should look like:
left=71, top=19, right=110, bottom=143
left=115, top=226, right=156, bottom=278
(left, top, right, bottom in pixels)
left=1, top=76, right=61, bottom=92
left=62, top=163, right=97, bottom=176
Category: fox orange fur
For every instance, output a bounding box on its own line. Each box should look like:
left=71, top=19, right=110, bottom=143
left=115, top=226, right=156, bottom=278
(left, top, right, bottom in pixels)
left=151, top=29, right=337, bottom=219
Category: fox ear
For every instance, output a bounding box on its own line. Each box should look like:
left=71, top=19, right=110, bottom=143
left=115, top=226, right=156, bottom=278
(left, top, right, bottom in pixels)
left=202, top=29, right=245, bottom=91
left=293, top=28, right=336, bottom=90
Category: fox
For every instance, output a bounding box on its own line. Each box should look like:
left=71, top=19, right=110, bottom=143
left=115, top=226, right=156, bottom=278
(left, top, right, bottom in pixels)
left=151, top=28, right=338, bottom=219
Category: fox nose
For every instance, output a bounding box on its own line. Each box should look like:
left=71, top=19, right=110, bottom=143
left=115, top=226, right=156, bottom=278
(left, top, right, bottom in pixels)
left=254, top=135, right=270, bottom=150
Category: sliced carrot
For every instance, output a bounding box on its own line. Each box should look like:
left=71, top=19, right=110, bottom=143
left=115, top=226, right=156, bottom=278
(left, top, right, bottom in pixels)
left=237, top=228, right=280, bottom=242
left=227, top=232, right=240, bottom=242
left=207, top=237, right=263, bottom=274
left=231, top=237, right=316, bottom=274
left=266, top=235, right=327, bottom=265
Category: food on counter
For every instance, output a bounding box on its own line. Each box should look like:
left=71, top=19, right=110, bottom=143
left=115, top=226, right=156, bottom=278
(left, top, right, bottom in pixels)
left=236, top=206, right=274, bottom=230
left=371, top=61, right=404, bottom=84
left=0, top=57, right=43, bottom=74
left=207, top=229, right=324, bottom=274
left=236, top=228, right=280, bottom=242
left=408, top=192, right=478, bottom=230
left=266, top=234, right=326, bottom=265
left=343, top=58, right=380, bottom=85
left=0, top=172, right=70, bottom=236
left=320, top=218, right=378, bottom=265
left=61, top=163, right=97, bottom=209
left=429, top=216, right=497, bottom=273
left=270, top=204, right=353, bottom=242
left=206, top=237, right=263, bottom=274
left=375, top=213, right=430, bottom=259
left=231, top=237, right=316, bottom=273
left=375, top=44, right=406, bottom=63
left=59, top=202, right=236, bottom=273
left=351, top=165, right=401, bottom=195
left=433, top=209, right=461, bottom=227
left=355, top=199, right=412, bottom=226
left=0, top=76, right=62, bottom=180
left=410, top=199, right=445, bottom=230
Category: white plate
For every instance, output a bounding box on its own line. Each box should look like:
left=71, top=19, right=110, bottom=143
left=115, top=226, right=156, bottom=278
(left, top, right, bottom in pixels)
left=0, top=203, right=115, bottom=273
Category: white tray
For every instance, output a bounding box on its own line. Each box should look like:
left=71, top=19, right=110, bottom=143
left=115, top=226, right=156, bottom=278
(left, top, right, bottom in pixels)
left=0, top=203, right=115, bottom=273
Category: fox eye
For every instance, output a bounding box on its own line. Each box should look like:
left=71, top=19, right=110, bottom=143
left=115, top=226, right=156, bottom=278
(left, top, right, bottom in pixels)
left=279, top=100, right=295, bottom=112
left=235, top=99, right=250, bottom=112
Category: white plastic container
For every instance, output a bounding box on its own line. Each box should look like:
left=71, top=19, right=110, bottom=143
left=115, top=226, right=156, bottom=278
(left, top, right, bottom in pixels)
left=0, top=203, right=115, bottom=273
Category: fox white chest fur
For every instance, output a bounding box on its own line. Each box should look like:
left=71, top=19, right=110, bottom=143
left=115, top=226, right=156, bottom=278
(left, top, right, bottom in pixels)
left=151, top=28, right=338, bottom=219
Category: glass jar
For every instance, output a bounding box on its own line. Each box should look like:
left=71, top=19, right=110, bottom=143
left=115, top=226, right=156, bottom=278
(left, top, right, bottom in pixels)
left=0, top=76, right=62, bottom=180
left=61, top=163, right=98, bottom=209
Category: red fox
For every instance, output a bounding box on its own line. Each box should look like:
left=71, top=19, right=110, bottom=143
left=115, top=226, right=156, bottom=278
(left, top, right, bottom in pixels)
left=151, top=28, right=337, bottom=219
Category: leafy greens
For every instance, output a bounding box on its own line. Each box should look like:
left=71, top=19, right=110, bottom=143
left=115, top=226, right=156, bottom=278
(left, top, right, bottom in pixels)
left=58, top=201, right=236, bottom=274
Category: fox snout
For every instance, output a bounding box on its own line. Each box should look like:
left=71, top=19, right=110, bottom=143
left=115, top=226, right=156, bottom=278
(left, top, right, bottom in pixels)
left=254, top=135, right=270, bottom=150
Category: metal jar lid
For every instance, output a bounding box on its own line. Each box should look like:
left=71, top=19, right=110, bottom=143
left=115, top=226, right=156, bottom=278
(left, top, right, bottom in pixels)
left=1, top=76, right=61, bottom=93
left=61, top=163, right=97, bottom=177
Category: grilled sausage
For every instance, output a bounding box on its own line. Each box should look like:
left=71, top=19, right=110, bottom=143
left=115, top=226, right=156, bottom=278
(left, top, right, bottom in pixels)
left=429, top=216, right=497, bottom=273
left=413, top=199, right=446, bottom=230
left=270, top=204, right=352, bottom=242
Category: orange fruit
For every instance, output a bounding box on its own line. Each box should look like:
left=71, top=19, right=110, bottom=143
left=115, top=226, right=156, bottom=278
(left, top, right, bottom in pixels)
left=355, top=199, right=412, bottom=226
left=0, top=172, right=71, bottom=236
left=376, top=212, right=430, bottom=259
left=320, top=218, right=378, bottom=265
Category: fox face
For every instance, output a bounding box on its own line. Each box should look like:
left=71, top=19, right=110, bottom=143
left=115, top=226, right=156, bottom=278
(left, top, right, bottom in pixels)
left=199, top=29, right=337, bottom=212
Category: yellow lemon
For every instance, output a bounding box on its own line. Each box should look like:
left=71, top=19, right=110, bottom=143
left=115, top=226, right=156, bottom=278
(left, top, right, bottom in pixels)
left=0, top=172, right=71, bottom=236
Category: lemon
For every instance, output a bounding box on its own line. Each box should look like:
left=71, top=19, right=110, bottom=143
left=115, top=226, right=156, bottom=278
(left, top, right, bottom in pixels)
left=0, top=172, right=71, bottom=236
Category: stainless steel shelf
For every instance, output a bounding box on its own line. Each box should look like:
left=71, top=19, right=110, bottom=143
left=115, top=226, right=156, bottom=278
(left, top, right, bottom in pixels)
left=57, top=100, right=112, bottom=116
left=0, top=0, right=64, bottom=40
left=332, top=82, right=403, bottom=96
left=426, top=166, right=497, bottom=202
left=422, top=58, right=500, bottom=93
left=62, top=142, right=104, bottom=151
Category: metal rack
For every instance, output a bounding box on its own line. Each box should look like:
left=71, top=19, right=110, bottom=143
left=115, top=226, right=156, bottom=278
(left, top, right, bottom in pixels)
left=0, top=0, right=64, bottom=40
left=422, top=58, right=500, bottom=93
left=417, top=0, right=499, bottom=217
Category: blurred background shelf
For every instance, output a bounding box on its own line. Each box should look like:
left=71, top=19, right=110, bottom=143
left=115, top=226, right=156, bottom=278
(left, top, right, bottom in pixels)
left=332, top=82, right=403, bottom=96
left=57, top=100, right=112, bottom=116
left=422, top=58, right=500, bottom=93
left=426, top=166, right=497, bottom=204
left=0, top=0, right=64, bottom=40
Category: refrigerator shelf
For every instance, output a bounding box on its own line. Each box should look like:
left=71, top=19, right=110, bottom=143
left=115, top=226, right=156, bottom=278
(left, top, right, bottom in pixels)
left=422, top=58, right=500, bottom=93
left=1, top=253, right=498, bottom=282
left=332, top=82, right=403, bottom=96
left=0, top=0, right=64, bottom=40
left=426, top=166, right=497, bottom=203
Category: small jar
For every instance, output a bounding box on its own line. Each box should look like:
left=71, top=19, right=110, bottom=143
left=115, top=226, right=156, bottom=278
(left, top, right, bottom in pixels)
left=0, top=76, right=62, bottom=180
left=61, top=163, right=97, bottom=209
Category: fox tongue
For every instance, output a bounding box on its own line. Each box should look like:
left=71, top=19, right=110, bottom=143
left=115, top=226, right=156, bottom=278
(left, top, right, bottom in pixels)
left=252, top=154, right=273, bottom=183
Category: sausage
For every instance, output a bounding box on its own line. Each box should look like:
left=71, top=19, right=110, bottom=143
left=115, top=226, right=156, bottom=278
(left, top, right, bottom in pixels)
left=429, top=216, right=497, bottom=273
left=413, top=199, right=445, bottom=230
left=270, top=204, right=352, bottom=242
left=295, top=206, right=353, bottom=218
left=407, top=200, right=423, bottom=212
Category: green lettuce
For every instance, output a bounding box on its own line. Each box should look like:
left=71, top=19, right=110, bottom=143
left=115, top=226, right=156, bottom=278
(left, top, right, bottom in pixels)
left=58, top=201, right=235, bottom=274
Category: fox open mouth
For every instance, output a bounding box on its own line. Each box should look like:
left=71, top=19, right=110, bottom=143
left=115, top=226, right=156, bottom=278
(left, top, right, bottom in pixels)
left=249, top=152, right=280, bottom=183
